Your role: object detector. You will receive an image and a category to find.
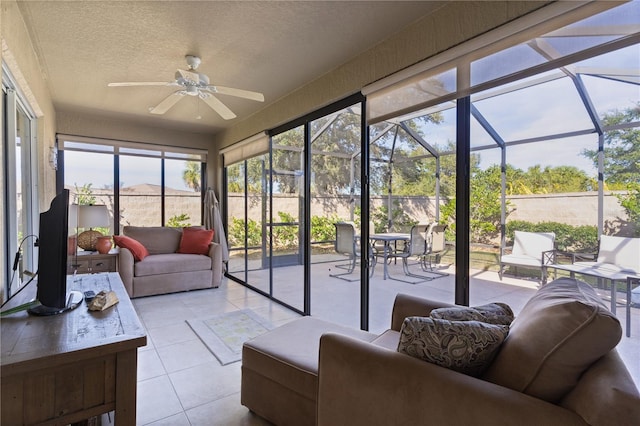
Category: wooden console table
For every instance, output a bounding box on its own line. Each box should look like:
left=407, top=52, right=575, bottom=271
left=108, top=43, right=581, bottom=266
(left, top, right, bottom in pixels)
left=1, top=272, right=146, bottom=425
left=69, top=250, right=119, bottom=274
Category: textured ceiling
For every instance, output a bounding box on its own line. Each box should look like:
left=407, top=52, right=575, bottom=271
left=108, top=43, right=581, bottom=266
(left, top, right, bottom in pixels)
left=17, top=1, right=444, bottom=135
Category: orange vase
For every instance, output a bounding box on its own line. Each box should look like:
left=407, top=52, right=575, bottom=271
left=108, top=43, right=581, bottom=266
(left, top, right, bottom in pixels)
left=67, top=235, right=78, bottom=255
left=96, top=236, right=113, bottom=254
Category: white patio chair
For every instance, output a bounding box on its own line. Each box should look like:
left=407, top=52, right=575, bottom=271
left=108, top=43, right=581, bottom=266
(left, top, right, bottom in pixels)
left=499, top=230, right=555, bottom=283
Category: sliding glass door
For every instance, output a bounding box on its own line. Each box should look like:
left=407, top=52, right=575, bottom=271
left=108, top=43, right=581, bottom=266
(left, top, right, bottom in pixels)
left=2, top=84, right=37, bottom=301
left=224, top=95, right=367, bottom=319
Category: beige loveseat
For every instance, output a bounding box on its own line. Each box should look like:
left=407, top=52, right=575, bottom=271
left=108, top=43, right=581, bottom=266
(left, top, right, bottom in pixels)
left=117, top=226, right=222, bottom=298
left=242, top=278, right=639, bottom=426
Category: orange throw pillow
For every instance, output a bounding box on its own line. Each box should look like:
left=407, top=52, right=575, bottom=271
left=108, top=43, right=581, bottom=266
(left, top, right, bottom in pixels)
left=178, top=227, right=214, bottom=255
left=113, top=235, right=149, bottom=261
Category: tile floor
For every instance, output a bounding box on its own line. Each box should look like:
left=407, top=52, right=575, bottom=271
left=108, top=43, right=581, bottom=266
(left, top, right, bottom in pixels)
left=126, top=266, right=639, bottom=425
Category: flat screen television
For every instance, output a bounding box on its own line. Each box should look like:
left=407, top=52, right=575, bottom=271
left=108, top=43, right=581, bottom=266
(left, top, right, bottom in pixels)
left=28, top=189, right=82, bottom=316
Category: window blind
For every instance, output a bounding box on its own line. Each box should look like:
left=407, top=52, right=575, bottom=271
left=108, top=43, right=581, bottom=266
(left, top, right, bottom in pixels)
left=221, top=131, right=269, bottom=166
left=57, top=134, right=207, bottom=161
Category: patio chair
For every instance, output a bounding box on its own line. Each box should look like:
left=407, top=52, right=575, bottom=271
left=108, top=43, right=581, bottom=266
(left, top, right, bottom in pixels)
left=330, top=222, right=375, bottom=282
left=420, top=223, right=449, bottom=278
left=499, top=230, right=555, bottom=283
left=387, top=223, right=434, bottom=284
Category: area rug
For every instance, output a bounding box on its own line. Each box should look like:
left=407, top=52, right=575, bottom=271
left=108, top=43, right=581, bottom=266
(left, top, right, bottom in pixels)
left=187, top=309, right=274, bottom=365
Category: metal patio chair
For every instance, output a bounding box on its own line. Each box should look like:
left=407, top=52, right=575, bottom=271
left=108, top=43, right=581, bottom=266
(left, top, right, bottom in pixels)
left=420, top=223, right=449, bottom=279
left=330, top=222, right=375, bottom=281
left=387, top=223, right=434, bottom=284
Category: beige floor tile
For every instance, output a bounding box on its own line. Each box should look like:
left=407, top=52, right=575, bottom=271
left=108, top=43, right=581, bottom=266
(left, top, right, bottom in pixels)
left=146, top=321, right=198, bottom=348
left=145, top=412, right=191, bottom=426
left=169, top=361, right=242, bottom=410
left=156, top=338, right=217, bottom=373
left=136, top=375, right=184, bottom=425
left=185, top=392, right=273, bottom=426
left=139, top=305, right=198, bottom=329
left=138, top=348, right=167, bottom=381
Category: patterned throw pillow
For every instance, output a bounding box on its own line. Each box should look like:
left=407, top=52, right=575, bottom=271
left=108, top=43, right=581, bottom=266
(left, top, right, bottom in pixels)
left=430, top=302, right=514, bottom=325
left=397, top=316, right=509, bottom=377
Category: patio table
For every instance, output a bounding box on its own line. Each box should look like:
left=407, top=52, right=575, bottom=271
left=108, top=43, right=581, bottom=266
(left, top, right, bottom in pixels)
left=370, top=233, right=410, bottom=280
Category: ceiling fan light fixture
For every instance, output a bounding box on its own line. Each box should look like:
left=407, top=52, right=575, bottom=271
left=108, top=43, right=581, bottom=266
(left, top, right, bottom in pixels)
left=186, top=55, right=201, bottom=70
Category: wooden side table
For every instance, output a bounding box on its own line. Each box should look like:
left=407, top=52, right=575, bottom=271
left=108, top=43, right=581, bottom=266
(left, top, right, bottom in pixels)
left=69, top=250, right=118, bottom=274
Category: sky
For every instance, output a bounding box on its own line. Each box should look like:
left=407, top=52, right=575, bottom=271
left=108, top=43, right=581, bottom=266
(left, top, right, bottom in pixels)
left=64, top=152, right=194, bottom=191
left=415, top=44, right=639, bottom=175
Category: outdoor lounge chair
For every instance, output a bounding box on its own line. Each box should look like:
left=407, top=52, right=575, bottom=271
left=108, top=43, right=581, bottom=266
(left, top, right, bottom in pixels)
left=544, top=234, right=640, bottom=337
left=330, top=222, right=375, bottom=281
left=499, top=230, right=555, bottom=283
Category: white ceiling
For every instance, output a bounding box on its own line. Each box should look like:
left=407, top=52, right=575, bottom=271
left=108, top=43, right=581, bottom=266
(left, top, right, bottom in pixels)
left=17, top=1, right=444, bottom=135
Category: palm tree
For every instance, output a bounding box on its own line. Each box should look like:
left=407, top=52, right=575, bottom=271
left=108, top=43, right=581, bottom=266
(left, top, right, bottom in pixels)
left=182, top=161, right=201, bottom=192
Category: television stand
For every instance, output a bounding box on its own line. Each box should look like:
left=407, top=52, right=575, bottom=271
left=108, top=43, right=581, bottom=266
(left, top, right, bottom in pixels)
left=2, top=273, right=146, bottom=425
left=27, top=290, right=83, bottom=316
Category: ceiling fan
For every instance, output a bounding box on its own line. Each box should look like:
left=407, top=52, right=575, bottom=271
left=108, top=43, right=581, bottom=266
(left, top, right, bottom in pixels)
left=108, top=55, right=264, bottom=120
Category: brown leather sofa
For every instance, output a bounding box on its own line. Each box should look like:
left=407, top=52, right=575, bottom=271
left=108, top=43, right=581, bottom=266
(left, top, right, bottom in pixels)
left=242, top=278, right=639, bottom=426
left=117, top=226, right=222, bottom=298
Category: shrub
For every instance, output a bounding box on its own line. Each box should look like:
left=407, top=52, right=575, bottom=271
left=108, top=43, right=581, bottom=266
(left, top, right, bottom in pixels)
left=228, top=217, right=262, bottom=248
left=272, top=212, right=298, bottom=249
left=311, top=214, right=340, bottom=243
left=166, top=214, right=191, bottom=228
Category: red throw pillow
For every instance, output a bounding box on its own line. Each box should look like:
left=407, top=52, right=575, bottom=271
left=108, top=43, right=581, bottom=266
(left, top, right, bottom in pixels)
left=113, top=235, right=149, bottom=261
left=178, top=227, right=214, bottom=255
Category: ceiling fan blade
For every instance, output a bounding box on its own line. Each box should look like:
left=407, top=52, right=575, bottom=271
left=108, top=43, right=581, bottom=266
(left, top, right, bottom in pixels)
left=176, top=69, right=201, bottom=83
left=149, top=92, right=184, bottom=115
left=108, top=82, right=171, bottom=87
left=201, top=94, right=237, bottom=120
left=208, top=85, right=265, bottom=102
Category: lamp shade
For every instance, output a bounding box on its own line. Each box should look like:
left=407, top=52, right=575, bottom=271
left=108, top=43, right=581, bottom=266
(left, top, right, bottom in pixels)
left=77, top=205, right=110, bottom=251
left=78, top=205, right=109, bottom=229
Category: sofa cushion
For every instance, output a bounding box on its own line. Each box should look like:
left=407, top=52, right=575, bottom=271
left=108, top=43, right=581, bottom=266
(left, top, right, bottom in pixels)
left=178, top=227, right=214, bottom=255
left=123, top=226, right=182, bottom=254
left=113, top=235, right=149, bottom=261
left=483, top=278, right=622, bottom=403
left=513, top=231, right=555, bottom=258
left=134, top=253, right=212, bottom=277
left=430, top=302, right=514, bottom=325
left=371, top=329, right=400, bottom=351
left=397, top=317, right=508, bottom=377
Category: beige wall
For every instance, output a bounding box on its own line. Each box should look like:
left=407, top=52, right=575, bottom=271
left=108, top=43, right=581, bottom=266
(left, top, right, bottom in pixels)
left=2, top=0, right=57, bottom=209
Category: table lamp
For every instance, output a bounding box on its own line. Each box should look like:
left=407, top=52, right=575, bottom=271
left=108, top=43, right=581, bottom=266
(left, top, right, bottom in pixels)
left=77, top=205, right=109, bottom=251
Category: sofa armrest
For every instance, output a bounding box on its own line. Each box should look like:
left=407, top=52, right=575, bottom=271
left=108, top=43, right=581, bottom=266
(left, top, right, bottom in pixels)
left=208, top=242, right=222, bottom=288
left=317, top=333, right=587, bottom=426
left=560, top=350, right=640, bottom=426
left=117, top=248, right=135, bottom=297
left=390, top=293, right=454, bottom=331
